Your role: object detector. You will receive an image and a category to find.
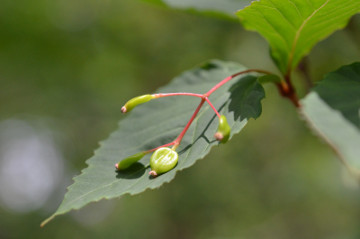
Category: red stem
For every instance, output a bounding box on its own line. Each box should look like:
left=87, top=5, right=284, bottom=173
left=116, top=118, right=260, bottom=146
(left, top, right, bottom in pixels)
left=276, top=74, right=301, bottom=107
left=145, top=142, right=176, bottom=153
left=205, top=69, right=272, bottom=96
left=153, top=93, right=203, bottom=98
left=204, top=97, right=221, bottom=118
left=172, top=99, right=206, bottom=149
left=153, top=92, right=221, bottom=118
left=146, top=69, right=276, bottom=153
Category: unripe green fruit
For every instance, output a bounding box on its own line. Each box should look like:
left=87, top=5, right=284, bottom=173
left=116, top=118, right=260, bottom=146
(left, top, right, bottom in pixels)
left=121, top=94, right=154, bottom=113
left=214, top=115, right=231, bottom=143
left=149, top=147, right=178, bottom=177
left=115, top=152, right=146, bottom=170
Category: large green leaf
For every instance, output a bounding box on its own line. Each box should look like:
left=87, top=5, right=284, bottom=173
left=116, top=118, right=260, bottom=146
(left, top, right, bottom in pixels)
left=301, top=62, right=360, bottom=176
left=142, top=0, right=253, bottom=18
left=41, top=60, right=265, bottom=226
left=237, top=0, right=360, bottom=74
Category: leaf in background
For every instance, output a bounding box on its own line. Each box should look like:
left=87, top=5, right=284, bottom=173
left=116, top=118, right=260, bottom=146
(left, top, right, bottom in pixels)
left=41, top=60, right=265, bottom=226
left=301, top=62, right=360, bottom=177
left=142, top=0, right=253, bottom=18
left=237, top=0, right=360, bottom=74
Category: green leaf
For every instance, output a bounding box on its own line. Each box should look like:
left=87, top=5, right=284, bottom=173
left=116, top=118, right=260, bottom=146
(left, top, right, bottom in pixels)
left=41, top=60, right=265, bottom=226
left=237, top=0, right=360, bottom=74
left=301, top=62, right=360, bottom=177
left=142, top=0, right=253, bottom=18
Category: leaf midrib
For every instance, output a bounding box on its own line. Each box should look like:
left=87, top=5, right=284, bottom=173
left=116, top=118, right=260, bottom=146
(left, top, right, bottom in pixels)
left=287, top=0, right=331, bottom=73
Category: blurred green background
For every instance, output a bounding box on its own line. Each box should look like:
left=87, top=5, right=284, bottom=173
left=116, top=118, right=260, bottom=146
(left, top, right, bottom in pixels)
left=1, top=0, right=360, bottom=238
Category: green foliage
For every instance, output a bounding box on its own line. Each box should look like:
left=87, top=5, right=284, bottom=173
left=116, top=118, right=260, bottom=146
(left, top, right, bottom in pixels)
left=301, top=62, right=360, bottom=175
left=2, top=0, right=360, bottom=237
left=41, top=60, right=265, bottom=226
left=237, top=0, right=360, bottom=74
left=41, top=0, right=360, bottom=227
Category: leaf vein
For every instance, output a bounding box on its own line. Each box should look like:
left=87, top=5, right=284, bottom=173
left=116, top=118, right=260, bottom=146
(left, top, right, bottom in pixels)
left=287, top=0, right=331, bottom=72
left=267, top=0, right=297, bottom=29
left=253, top=7, right=291, bottom=50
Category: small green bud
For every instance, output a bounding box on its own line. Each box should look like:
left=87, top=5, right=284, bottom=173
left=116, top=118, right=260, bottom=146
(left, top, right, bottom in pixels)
left=149, top=147, right=178, bottom=177
left=115, top=152, right=146, bottom=170
left=121, top=94, right=154, bottom=113
left=214, top=115, right=231, bottom=143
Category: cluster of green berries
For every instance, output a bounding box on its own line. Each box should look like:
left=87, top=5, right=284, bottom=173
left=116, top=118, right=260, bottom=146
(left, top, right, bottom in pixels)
left=114, top=69, right=273, bottom=177
left=115, top=93, right=231, bottom=177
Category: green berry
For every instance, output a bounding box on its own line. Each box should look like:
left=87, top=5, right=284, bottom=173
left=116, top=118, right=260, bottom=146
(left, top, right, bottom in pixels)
left=214, top=115, right=231, bottom=143
left=115, top=152, right=146, bottom=170
left=149, top=147, right=178, bottom=177
left=121, top=94, right=154, bottom=113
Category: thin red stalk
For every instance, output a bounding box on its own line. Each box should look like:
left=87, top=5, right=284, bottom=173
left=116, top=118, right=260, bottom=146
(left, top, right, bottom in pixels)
left=147, top=69, right=275, bottom=153
left=145, top=142, right=176, bottom=153
left=205, top=69, right=272, bottom=96
left=204, top=97, right=221, bottom=118
left=154, top=93, right=221, bottom=117
left=172, top=99, right=206, bottom=149
left=153, top=93, right=203, bottom=98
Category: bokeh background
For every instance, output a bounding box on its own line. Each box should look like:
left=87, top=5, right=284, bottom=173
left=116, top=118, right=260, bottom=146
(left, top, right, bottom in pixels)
left=1, top=1, right=360, bottom=238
